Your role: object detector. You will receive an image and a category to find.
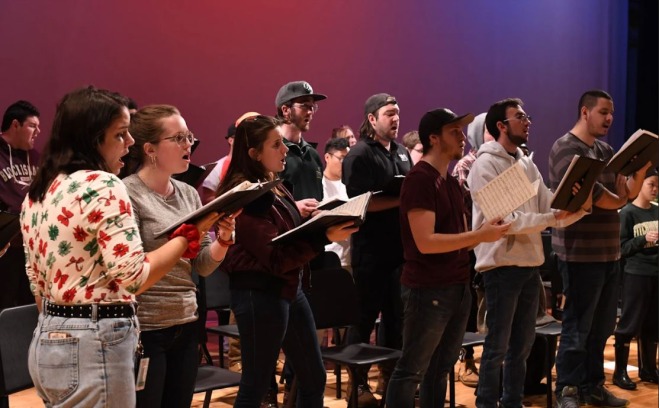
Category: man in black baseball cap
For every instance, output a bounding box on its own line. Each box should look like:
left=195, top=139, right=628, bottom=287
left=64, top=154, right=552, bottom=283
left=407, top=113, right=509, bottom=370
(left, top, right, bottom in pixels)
left=358, top=93, right=398, bottom=140
left=386, top=108, right=509, bottom=406
left=275, top=80, right=327, bottom=215
left=341, top=92, right=411, bottom=405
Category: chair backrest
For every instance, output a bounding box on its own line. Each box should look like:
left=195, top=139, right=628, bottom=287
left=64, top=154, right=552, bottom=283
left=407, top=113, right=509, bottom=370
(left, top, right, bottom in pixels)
left=308, top=267, right=360, bottom=330
left=203, top=267, right=231, bottom=311
left=0, top=304, right=38, bottom=398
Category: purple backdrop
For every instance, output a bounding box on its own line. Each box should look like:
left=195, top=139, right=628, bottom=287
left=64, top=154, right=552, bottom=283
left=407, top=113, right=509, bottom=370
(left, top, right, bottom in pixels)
left=0, top=0, right=629, bottom=178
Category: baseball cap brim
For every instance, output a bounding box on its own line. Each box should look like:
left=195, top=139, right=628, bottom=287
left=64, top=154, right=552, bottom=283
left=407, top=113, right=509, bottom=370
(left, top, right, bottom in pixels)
left=449, top=113, right=476, bottom=128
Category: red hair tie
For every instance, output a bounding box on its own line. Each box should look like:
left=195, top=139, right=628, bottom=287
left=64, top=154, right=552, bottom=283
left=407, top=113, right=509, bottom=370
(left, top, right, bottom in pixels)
left=168, top=224, right=201, bottom=259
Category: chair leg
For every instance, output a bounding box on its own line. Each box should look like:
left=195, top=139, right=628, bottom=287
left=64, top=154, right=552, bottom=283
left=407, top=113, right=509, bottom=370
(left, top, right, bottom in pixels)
left=218, top=335, right=225, bottom=368
left=335, top=363, right=342, bottom=399
left=449, top=367, right=456, bottom=408
left=544, top=336, right=553, bottom=408
left=200, top=340, right=214, bottom=366
left=204, top=391, right=212, bottom=408
left=348, top=367, right=359, bottom=408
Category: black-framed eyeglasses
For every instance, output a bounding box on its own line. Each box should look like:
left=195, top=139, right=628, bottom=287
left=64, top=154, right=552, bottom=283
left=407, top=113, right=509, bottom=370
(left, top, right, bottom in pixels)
left=503, top=114, right=532, bottom=124
left=161, top=132, right=196, bottom=146
left=292, top=103, right=319, bottom=113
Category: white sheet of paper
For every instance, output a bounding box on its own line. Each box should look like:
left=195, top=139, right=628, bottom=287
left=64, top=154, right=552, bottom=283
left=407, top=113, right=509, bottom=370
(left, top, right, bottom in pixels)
left=473, top=162, right=538, bottom=222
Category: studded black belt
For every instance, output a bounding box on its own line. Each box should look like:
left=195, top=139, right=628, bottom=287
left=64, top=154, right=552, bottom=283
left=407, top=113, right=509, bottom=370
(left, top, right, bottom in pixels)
left=44, top=301, right=135, bottom=319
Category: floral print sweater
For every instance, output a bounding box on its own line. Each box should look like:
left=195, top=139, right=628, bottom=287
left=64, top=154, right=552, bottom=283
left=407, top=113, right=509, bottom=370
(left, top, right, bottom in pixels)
left=21, top=170, right=149, bottom=304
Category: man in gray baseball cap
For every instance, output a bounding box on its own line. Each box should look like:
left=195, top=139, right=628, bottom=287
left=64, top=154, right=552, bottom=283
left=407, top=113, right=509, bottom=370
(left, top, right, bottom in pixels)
left=275, top=80, right=327, bottom=216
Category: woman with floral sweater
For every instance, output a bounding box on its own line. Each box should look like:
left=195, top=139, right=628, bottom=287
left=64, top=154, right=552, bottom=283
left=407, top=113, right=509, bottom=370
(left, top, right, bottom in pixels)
left=21, top=87, right=219, bottom=408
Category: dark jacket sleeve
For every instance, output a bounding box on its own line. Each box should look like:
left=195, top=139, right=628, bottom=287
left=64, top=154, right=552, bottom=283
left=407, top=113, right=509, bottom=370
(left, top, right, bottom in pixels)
left=228, top=201, right=327, bottom=278
left=343, top=149, right=374, bottom=198
left=620, top=207, right=647, bottom=258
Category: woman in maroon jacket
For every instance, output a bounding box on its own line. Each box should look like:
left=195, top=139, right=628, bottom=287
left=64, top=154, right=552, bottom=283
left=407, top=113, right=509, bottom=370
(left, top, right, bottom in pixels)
left=216, top=115, right=356, bottom=407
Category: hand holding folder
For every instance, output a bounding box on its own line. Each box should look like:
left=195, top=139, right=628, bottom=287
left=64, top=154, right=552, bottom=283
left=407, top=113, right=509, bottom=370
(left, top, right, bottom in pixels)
left=550, top=155, right=605, bottom=212
left=155, top=179, right=281, bottom=237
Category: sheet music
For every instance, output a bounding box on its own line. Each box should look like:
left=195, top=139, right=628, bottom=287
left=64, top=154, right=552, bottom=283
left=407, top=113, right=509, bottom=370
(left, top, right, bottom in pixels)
left=331, top=192, right=370, bottom=216
left=473, top=162, right=538, bottom=222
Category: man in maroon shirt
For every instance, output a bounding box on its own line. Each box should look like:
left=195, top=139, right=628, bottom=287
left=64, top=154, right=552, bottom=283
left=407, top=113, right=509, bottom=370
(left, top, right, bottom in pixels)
left=0, top=100, right=40, bottom=309
left=385, top=108, right=510, bottom=406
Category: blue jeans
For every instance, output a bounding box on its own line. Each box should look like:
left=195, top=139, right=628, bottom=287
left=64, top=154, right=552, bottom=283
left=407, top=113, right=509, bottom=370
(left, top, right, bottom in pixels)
left=386, top=283, right=471, bottom=408
left=136, top=320, right=199, bottom=408
left=231, top=288, right=326, bottom=408
left=29, top=312, right=139, bottom=407
left=555, top=260, right=619, bottom=394
left=476, top=267, right=539, bottom=408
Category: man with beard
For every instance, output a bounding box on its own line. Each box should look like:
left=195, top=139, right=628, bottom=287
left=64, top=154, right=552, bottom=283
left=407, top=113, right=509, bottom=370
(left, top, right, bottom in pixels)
left=468, top=98, right=586, bottom=408
left=341, top=93, right=412, bottom=406
left=385, top=108, right=510, bottom=407
left=549, top=90, right=651, bottom=408
left=0, top=100, right=41, bottom=309
left=275, top=80, right=326, bottom=218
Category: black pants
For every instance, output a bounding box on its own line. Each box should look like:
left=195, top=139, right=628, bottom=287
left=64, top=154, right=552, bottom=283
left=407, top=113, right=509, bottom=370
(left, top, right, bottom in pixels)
left=136, top=321, right=200, bottom=408
left=615, top=273, right=658, bottom=341
left=348, top=262, right=403, bottom=384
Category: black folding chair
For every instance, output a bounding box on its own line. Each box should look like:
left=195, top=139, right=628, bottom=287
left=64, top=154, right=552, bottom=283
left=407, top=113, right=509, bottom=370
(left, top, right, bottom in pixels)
left=308, top=267, right=401, bottom=408
left=194, top=275, right=241, bottom=408
left=0, top=304, right=39, bottom=408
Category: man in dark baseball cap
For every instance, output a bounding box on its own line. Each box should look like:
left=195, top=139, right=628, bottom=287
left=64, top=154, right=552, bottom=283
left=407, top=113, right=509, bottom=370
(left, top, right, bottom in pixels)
left=386, top=107, right=511, bottom=406
left=358, top=93, right=398, bottom=141
left=275, top=80, right=327, bottom=108
left=275, top=80, right=326, bottom=216
left=341, top=92, right=411, bottom=405
left=270, top=81, right=327, bottom=405
left=418, top=108, right=475, bottom=153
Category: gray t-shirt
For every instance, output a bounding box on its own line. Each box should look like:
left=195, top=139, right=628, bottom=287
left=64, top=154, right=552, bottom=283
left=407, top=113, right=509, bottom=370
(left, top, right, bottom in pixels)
left=123, top=174, right=220, bottom=330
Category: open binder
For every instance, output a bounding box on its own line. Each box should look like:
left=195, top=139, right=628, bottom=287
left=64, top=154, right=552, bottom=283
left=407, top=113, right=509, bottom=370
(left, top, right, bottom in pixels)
left=317, top=195, right=347, bottom=211
left=606, top=129, right=658, bottom=176
left=155, top=179, right=281, bottom=237
left=550, top=155, right=605, bottom=211
left=272, top=191, right=373, bottom=245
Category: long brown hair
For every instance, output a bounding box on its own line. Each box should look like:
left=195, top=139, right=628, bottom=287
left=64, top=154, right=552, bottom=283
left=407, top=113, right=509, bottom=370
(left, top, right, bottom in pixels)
left=216, top=115, right=281, bottom=196
left=29, top=86, right=127, bottom=202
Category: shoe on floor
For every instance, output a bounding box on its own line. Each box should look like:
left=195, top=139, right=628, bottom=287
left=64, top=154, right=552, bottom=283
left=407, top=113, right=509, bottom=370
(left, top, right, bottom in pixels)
left=346, top=384, right=379, bottom=408
left=584, top=385, right=629, bottom=407
left=639, top=368, right=659, bottom=384
left=556, top=385, right=580, bottom=408
left=458, top=359, right=479, bottom=388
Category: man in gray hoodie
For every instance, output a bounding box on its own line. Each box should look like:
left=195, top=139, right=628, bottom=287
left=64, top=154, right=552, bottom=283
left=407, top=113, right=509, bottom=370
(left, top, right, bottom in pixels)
left=467, top=98, right=586, bottom=408
left=451, top=112, right=494, bottom=387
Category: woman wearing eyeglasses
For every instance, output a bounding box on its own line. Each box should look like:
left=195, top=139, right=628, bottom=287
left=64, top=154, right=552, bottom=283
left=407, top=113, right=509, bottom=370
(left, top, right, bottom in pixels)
left=122, top=105, right=237, bottom=408
left=22, top=88, right=217, bottom=408
left=216, top=115, right=357, bottom=407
